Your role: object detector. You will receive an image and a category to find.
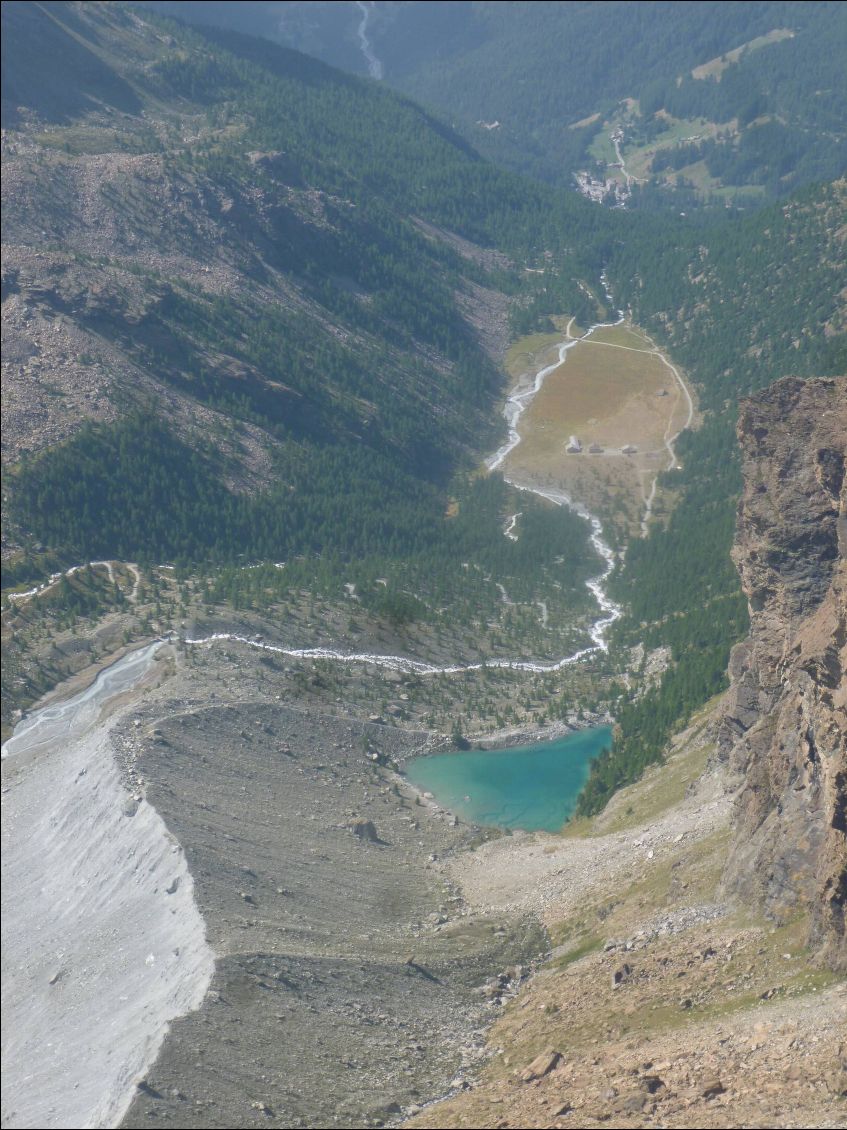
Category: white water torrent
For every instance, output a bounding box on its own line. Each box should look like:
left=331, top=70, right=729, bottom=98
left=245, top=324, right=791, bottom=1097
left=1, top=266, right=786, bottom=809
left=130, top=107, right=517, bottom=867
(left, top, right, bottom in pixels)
left=503, top=512, right=521, bottom=541
left=7, top=561, right=115, bottom=606
left=182, top=628, right=607, bottom=674
left=355, top=0, right=384, bottom=79
left=485, top=304, right=626, bottom=647
left=1, top=644, right=214, bottom=1129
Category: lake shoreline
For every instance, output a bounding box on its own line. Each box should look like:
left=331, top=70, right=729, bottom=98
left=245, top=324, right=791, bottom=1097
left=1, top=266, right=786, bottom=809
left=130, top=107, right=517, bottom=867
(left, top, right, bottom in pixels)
left=464, top=710, right=613, bottom=752
left=406, top=726, right=614, bottom=834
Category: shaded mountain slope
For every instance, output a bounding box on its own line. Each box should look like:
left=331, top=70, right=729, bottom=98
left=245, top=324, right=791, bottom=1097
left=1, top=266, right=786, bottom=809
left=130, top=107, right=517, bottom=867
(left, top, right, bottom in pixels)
left=1, top=0, right=605, bottom=571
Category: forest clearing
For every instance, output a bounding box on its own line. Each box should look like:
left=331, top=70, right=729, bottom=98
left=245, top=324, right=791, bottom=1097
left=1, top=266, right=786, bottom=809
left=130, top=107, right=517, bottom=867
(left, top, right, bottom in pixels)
left=502, top=318, right=694, bottom=541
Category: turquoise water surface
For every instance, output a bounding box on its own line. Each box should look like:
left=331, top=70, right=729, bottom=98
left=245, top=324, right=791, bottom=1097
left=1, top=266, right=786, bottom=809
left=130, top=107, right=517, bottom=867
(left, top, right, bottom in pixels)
left=406, top=726, right=612, bottom=832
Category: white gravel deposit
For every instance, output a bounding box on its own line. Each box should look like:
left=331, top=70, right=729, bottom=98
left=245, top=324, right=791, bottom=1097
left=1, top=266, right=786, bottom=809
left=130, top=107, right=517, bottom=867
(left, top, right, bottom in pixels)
left=1, top=646, right=214, bottom=1129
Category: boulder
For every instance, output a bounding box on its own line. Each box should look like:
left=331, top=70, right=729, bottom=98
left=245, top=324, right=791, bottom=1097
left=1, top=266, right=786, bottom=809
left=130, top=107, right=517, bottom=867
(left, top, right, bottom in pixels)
left=701, top=1077, right=725, bottom=1099
left=611, top=962, right=632, bottom=987
left=520, top=1048, right=563, bottom=1082
left=349, top=819, right=380, bottom=842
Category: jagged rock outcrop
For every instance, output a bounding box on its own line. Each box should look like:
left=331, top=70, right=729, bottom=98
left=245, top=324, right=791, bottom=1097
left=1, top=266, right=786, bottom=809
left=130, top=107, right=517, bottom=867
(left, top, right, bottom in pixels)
left=719, top=375, right=846, bottom=969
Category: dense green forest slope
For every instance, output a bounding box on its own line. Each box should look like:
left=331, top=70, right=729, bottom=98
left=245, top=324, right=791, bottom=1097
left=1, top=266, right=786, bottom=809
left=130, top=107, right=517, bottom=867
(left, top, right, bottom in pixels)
left=0, top=1, right=618, bottom=729
left=142, top=1, right=847, bottom=207
left=2, top=0, right=607, bottom=574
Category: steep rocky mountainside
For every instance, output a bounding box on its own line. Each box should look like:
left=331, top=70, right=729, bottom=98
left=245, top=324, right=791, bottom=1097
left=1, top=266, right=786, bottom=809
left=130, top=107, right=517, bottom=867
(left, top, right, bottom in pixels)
left=0, top=5, right=491, bottom=468
left=0, top=3, right=525, bottom=552
left=4, top=1, right=622, bottom=586
left=719, top=375, right=846, bottom=970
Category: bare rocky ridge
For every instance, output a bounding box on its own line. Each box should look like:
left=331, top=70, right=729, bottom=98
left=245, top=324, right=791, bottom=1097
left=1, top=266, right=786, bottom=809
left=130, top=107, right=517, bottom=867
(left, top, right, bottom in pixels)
left=718, top=376, right=846, bottom=969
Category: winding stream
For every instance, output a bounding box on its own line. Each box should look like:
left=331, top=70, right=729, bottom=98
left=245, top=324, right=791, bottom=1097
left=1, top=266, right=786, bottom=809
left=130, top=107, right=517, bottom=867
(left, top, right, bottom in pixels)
left=184, top=308, right=629, bottom=671
left=355, top=0, right=383, bottom=79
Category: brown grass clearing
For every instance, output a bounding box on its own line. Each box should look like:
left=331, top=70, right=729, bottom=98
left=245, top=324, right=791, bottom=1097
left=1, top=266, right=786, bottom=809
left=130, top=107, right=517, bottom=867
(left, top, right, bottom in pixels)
left=692, top=28, right=794, bottom=81
left=501, top=328, right=690, bottom=535
left=569, top=111, right=601, bottom=130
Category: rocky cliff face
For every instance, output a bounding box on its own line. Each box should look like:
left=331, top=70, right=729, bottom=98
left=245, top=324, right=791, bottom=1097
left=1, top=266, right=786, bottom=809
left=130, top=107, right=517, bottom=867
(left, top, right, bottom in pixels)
left=719, top=375, right=846, bottom=969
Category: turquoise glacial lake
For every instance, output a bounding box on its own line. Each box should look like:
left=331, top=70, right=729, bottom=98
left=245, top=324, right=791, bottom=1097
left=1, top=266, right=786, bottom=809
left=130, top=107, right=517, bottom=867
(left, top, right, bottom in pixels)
left=406, top=726, right=612, bottom=833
